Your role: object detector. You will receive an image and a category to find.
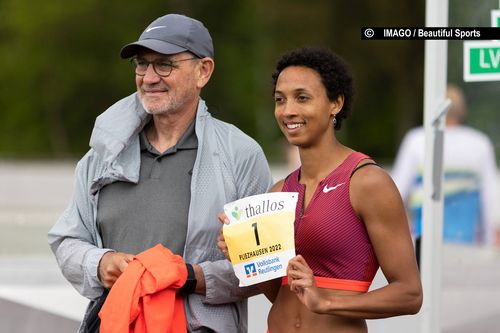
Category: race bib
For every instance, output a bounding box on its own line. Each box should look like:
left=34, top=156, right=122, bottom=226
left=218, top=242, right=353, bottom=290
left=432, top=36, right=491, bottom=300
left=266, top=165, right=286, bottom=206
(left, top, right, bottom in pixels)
left=223, top=192, right=298, bottom=286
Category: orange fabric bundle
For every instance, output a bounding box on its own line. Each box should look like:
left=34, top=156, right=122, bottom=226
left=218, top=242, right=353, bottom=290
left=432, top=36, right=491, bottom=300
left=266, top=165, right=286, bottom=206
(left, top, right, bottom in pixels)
left=99, top=244, right=188, bottom=333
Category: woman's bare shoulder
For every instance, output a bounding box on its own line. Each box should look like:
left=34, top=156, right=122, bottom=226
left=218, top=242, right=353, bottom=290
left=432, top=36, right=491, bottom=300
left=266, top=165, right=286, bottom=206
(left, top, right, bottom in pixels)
left=270, top=179, right=285, bottom=193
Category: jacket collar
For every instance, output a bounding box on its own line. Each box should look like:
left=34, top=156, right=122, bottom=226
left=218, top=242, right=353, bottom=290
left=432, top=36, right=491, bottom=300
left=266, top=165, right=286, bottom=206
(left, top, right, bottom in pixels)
left=89, top=93, right=209, bottom=188
left=90, top=93, right=209, bottom=163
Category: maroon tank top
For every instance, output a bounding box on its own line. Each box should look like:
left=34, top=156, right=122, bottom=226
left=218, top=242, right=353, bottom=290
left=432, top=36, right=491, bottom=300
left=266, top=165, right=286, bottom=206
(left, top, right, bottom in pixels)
left=282, top=152, right=379, bottom=290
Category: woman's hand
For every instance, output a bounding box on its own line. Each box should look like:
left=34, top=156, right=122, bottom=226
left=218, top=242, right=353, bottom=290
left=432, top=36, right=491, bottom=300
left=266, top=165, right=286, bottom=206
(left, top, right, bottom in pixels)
left=217, top=212, right=231, bottom=261
left=287, top=255, right=324, bottom=313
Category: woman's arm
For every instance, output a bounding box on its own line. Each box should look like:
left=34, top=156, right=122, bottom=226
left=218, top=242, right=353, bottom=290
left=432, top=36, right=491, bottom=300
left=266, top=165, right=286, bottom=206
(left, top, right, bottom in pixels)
left=288, top=164, right=422, bottom=318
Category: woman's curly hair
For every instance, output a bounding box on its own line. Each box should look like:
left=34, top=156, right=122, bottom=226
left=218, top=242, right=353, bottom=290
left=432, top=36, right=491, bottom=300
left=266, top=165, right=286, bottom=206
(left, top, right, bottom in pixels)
left=272, top=47, right=354, bottom=130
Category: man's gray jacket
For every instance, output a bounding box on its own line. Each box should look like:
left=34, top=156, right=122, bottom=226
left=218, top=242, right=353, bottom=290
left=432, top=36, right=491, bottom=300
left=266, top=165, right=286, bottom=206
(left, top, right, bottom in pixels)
left=48, top=93, right=273, bottom=332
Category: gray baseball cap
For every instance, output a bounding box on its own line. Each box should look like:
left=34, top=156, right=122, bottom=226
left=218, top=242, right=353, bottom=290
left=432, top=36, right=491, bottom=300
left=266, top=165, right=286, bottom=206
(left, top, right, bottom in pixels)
left=120, top=14, right=214, bottom=59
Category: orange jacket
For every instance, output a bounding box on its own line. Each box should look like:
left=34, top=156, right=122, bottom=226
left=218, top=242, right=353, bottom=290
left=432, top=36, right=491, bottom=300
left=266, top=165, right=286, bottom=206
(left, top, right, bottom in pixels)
left=99, top=244, right=188, bottom=333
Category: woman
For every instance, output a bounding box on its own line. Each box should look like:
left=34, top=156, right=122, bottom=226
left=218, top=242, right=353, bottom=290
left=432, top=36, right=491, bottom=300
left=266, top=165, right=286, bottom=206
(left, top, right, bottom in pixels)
left=218, top=47, right=422, bottom=332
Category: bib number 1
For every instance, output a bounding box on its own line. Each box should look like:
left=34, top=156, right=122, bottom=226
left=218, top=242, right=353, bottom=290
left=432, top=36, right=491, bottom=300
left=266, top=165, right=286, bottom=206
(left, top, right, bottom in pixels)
left=252, top=222, right=260, bottom=246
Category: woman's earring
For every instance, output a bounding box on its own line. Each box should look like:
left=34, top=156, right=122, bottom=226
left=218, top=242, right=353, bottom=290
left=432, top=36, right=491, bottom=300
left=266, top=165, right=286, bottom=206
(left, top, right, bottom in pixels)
left=332, top=114, right=337, bottom=127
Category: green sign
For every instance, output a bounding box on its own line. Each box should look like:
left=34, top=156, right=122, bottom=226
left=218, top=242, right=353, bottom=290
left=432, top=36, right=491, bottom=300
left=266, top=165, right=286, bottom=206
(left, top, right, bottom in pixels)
left=492, top=10, right=500, bottom=28
left=464, top=41, right=500, bottom=81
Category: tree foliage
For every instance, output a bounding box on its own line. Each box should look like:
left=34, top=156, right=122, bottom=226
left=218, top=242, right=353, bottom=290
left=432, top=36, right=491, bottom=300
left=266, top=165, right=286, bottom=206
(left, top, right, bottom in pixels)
left=14, top=0, right=499, bottom=164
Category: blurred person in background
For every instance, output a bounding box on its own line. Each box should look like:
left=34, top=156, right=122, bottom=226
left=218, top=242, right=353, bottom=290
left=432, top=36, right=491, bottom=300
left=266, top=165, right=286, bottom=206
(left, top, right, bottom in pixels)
left=48, top=13, right=272, bottom=332
left=219, top=47, right=422, bottom=332
left=392, top=84, right=499, bottom=264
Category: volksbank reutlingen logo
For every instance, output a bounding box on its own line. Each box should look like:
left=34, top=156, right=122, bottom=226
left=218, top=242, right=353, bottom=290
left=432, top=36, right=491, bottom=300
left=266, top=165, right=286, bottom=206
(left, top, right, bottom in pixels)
left=244, top=258, right=284, bottom=278
left=244, top=263, right=257, bottom=278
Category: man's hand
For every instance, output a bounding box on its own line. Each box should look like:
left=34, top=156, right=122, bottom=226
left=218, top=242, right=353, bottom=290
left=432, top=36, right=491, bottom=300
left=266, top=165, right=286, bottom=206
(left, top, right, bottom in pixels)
left=98, top=251, right=134, bottom=289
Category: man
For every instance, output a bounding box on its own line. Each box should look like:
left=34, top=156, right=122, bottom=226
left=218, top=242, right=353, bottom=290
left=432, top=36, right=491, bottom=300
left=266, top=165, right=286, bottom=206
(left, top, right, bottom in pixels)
left=392, top=84, right=499, bottom=262
left=48, top=14, right=273, bottom=332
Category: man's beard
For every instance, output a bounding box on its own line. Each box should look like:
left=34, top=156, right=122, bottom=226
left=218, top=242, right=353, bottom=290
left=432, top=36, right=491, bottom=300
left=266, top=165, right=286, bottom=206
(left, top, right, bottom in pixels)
left=139, top=91, right=182, bottom=115
left=140, top=97, right=180, bottom=115
left=139, top=87, right=195, bottom=115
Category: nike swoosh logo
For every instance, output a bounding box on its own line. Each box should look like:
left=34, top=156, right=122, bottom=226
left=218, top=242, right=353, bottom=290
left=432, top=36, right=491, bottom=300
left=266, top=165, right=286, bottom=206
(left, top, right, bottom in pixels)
left=323, top=183, right=345, bottom=193
left=146, top=26, right=166, bottom=33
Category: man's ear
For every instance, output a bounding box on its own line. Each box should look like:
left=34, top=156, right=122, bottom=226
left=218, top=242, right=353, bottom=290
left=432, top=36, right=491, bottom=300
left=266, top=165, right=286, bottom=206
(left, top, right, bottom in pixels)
left=196, top=58, right=215, bottom=89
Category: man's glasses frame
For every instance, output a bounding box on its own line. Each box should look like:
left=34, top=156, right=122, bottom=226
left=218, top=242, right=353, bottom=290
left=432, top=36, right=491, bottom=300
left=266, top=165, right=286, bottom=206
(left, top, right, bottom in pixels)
left=131, top=56, right=198, bottom=77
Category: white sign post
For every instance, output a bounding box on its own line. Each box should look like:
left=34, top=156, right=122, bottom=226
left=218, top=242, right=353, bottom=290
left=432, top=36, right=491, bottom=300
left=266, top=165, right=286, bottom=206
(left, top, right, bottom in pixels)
left=420, top=1, right=448, bottom=333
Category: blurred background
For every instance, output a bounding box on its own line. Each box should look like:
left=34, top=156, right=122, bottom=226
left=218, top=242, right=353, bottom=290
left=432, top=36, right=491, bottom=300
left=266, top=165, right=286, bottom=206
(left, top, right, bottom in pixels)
left=0, top=0, right=499, bottom=162
left=0, top=0, right=499, bottom=332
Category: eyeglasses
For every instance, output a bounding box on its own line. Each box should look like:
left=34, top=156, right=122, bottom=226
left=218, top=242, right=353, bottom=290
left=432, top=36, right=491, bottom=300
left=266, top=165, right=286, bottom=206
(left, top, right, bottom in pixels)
left=131, top=57, right=198, bottom=77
